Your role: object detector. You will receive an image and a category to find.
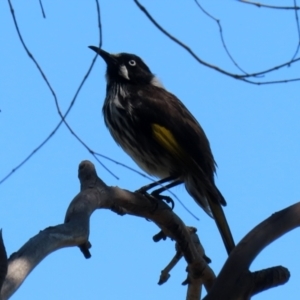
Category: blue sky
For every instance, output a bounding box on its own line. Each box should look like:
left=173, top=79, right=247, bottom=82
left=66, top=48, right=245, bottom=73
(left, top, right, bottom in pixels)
left=1, top=0, right=300, bottom=299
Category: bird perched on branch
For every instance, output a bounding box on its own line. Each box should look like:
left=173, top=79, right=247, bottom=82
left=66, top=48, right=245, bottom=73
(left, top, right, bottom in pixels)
left=89, top=46, right=235, bottom=254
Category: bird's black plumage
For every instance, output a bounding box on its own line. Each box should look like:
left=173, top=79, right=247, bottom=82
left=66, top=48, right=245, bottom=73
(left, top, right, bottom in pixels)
left=89, top=46, right=235, bottom=254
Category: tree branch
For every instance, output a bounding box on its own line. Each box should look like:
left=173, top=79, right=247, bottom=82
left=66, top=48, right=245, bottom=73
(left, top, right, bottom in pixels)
left=1, top=161, right=213, bottom=299
left=238, top=0, right=300, bottom=10
left=1, top=161, right=298, bottom=299
left=133, top=0, right=300, bottom=85
left=203, top=202, right=300, bottom=299
left=0, top=231, right=7, bottom=292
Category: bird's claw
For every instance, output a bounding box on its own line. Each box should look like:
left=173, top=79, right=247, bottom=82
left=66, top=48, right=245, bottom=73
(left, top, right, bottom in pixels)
left=151, top=193, right=175, bottom=210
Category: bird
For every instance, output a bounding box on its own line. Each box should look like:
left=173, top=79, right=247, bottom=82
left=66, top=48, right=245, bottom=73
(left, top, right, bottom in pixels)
left=89, top=46, right=235, bottom=255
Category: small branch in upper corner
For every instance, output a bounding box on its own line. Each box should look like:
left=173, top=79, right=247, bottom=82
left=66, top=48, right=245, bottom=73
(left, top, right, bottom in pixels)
left=240, top=0, right=300, bottom=61
left=291, top=0, right=300, bottom=60
left=0, top=230, right=7, bottom=291
left=238, top=0, right=300, bottom=10
left=133, top=0, right=300, bottom=84
left=194, top=0, right=249, bottom=75
left=38, top=0, right=46, bottom=18
left=95, top=0, right=103, bottom=48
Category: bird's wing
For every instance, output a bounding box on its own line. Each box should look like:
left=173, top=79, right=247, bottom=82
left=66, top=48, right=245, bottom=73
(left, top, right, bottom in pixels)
left=128, top=85, right=216, bottom=178
left=129, top=85, right=234, bottom=253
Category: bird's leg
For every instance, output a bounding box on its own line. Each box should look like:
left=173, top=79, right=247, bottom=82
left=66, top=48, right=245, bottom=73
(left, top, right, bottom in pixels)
left=136, top=175, right=176, bottom=194
left=137, top=177, right=183, bottom=209
left=151, top=179, right=183, bottom=209
left=154, top=195, right=175, bottom=209
left=151, top=179, right=183, bottom=196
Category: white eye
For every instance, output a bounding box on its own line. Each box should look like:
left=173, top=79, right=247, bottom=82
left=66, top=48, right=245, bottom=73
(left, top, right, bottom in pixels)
left=128, top=60, right=136, bottom=66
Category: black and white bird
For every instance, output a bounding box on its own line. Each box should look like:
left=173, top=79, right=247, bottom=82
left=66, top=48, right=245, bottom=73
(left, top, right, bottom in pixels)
left=89, top=46, right=235, bottom=254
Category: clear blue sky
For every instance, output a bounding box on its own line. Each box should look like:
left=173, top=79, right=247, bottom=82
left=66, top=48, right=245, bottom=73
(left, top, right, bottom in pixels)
left=1, top=1, right=300, bottom=299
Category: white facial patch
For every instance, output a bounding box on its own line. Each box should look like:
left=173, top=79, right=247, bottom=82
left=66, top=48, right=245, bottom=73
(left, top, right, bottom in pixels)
left=119, top=65, right=130, bottom=80
left=150, top=76, right=164, bottom=88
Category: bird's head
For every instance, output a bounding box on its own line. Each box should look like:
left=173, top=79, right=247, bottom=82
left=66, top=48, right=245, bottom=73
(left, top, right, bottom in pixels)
left=89, top=46, right=162, bottom=87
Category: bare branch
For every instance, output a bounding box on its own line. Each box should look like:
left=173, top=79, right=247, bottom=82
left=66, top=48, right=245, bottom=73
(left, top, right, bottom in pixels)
left=38, top=0, right=46, bottom=18
left=2, top=0, right=119, bottom=184
left=0, top=231, right=7, bottom=291
left=239, top=0, right=300, bottom=60
left=238, top=0, right=300, bottom=10
left=251, top=266, right=290, bottom=296
left=204, top=202, right=300, bottom=299
left=1, top=161, right=298, bottom=299
left=1, top=161, right=213, bottom=299
left=194, top=0, right=248, bottom=75
left=291, top=0, right=300, bottom=60
left=134, top=0, right=300, bottom=84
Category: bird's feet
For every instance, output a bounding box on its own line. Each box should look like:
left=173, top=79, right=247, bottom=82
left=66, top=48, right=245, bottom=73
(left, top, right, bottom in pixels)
left=151, top=191, right=175, bottom=210
left=135, top=187, right=175, bottom=211
left=136, top=177, right=182, bottom=210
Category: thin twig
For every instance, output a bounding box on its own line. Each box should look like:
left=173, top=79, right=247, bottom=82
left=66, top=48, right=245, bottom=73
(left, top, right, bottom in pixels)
left=134, top=0, right=300, bottom=84
left=38, top=0, right=46, bottom=18
left=0, top=120, right=61, bottom=185
left=2, top=0, right=118, bottom=184
left=238, top=0, right=300, bottom=10
left=95, top=0, right=102, bottom=47
left=291, top=0, right=300, bottom=60
left=194, top=0, right=248, bottom=75
left=0, top=230, right=7, bottom=291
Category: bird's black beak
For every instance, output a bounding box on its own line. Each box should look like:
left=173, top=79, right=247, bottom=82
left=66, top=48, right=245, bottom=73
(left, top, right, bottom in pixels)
left=88, top=46, right=117, bottom=66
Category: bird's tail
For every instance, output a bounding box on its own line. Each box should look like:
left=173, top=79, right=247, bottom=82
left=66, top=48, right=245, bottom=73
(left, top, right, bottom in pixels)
left=185, top=176, right=235, bottom=255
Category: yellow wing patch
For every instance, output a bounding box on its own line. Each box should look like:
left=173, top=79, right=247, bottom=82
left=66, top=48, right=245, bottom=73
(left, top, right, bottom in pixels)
left=151, top=124, right=184, bottom=159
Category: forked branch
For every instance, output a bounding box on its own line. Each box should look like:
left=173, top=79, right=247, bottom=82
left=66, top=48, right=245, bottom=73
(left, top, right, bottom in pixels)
left=0, top=161, right=299, bottom=299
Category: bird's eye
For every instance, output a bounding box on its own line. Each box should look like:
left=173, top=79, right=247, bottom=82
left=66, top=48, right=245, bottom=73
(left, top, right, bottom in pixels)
left=128, top=60, right=136, bottom=66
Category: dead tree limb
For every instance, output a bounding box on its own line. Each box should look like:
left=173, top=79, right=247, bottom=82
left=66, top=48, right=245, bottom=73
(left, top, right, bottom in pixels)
left=1, top=160, right=299, bottom=299
left=203, top=202, right=300, bottom=299
left=0, top=161, right=214, bottom=299
left=0, top=231, right=7, bottom=293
